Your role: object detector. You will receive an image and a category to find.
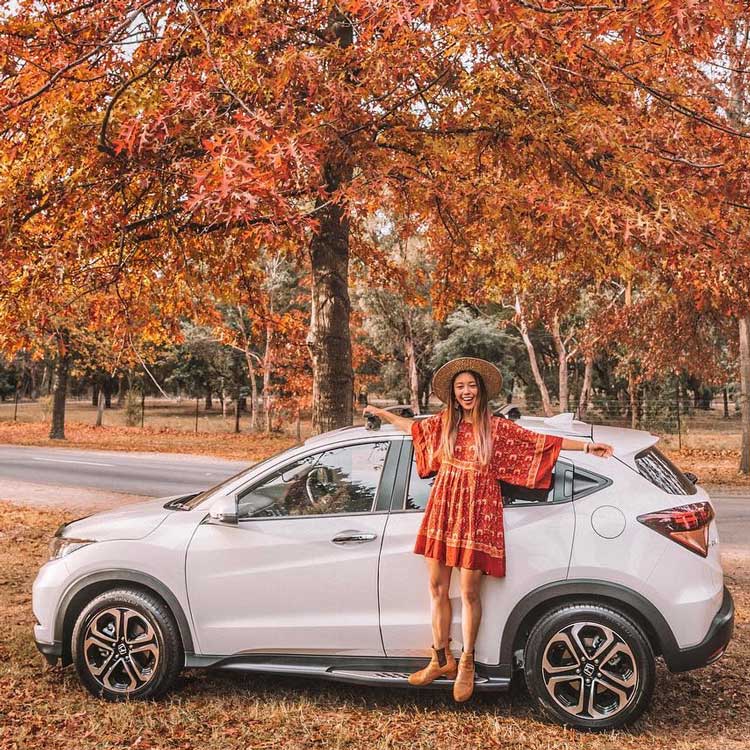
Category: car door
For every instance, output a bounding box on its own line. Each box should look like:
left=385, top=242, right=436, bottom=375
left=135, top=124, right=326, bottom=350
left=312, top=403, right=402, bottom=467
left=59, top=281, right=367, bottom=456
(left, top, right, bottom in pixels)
left=377, top=439, right=576, bottom=666
left=186, top=438, right=399, bottom=657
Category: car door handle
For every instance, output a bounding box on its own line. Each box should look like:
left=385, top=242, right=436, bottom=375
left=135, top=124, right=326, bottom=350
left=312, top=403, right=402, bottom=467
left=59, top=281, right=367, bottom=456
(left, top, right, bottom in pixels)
left=331, top=530, right=377, bottom=545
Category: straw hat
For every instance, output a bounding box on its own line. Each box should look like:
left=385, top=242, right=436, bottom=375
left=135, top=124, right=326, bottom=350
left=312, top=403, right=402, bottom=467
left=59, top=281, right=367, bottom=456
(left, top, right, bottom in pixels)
left=431, top=357, right=503, bottom=404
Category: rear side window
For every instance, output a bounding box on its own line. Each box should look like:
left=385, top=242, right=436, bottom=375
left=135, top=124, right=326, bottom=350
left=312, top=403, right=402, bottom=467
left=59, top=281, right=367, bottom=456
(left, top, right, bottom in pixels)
left=635, top=447, right=696, bottom=496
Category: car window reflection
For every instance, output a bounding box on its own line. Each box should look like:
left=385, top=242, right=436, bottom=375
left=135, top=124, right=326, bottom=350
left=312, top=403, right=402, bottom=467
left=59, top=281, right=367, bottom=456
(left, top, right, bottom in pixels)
left=238, top=442, right=389, bottom=519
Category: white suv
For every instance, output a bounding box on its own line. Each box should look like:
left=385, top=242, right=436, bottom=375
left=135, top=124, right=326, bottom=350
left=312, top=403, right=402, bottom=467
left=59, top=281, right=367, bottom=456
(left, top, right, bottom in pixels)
left=32, top=414, right=734, bottom=730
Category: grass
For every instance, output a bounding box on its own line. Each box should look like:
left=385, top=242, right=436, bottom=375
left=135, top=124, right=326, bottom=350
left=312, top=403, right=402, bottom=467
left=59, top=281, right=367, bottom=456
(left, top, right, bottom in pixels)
left=0, top=501, right=748, bottom=750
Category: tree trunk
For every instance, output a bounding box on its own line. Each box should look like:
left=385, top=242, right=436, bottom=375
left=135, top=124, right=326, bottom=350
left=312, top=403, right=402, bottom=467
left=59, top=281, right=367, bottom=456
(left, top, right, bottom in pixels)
left=404, top=317, right=421, bottom=415
left=306, top=158, right=355, bottom=433
left=578, top=349, right=594, bottom=421
left=306, top=13, right=354, bottom=434
left=723, top=386, right=730, bottom=418
left=91, top=382, right=99, bottom=407
left=117, top=374, right=127, bottom=407
left=103, top=376, right=112, bottom=408
left=739, top=315, right=750, bottom=474
left=41, top=360, right=51, bottom=396
left=514, top=293, right=553, bottom=416
left=233, top=354, right=242, bottom=433
left=550, top=311, right=568, bottom=413
left=235, top=304, right=259, bottom=431
left=205, top=389, right=213, bottom=410
left=49, top=351, right=70, bottom=440
left=263, top=320, right=273, bottom=432
left=95, top=388, right=105, bottom=427
left=245, top=354, right=258, bottom=429
left=29, top=361, right=38, bottom=399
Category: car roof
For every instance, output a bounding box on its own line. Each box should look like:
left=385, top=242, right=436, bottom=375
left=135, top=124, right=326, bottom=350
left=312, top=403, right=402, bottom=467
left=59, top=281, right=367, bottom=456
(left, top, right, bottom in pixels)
left=304, top=412, right=659, bottom=456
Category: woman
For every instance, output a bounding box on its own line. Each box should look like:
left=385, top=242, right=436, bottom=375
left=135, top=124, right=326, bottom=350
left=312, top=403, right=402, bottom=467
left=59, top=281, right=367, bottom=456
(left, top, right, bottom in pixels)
left=363, top=356, right=614, bottom=702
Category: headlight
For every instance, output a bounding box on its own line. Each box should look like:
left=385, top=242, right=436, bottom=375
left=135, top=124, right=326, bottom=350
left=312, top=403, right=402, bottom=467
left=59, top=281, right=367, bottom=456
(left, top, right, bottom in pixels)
left=49, top=537, right=95, bottom=560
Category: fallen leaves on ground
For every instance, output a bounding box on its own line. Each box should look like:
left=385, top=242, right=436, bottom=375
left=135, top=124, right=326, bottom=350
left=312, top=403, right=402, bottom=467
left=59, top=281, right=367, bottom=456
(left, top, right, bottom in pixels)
left=0, top=502, right=747, bottom=749
left=0, top=421, right=297, bottom=461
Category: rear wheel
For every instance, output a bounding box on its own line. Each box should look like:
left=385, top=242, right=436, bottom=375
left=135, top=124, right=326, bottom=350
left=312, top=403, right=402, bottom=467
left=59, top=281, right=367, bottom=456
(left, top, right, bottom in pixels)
left=71, top=588, right=183, bottom=701
left=523, top=602, right=655, bottom=730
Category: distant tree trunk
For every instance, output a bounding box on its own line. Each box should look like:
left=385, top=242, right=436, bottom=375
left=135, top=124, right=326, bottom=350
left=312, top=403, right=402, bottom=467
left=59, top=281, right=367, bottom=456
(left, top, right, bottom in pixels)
left=624, top=277, right=639, bottom=429
left=40, top=361, right=52, bottom=396
left=29, top=362, right=38, bottom=399
left=404, top=317, right=421, bottom=415
left=263, top=319, right=273, bottom=432
left=232, top=353, right=242, bottom=433
left=245, top=356, right=258, bottom=428
left=550, top=311, right=569, bottom=413
left=117, top=374, right=127, bottom=407
left=95, top=388, right=105, bottom=427
left=49, top=350, right=70, bottom=440
left=91, top=382, right=99, bottom=407
left=723, top=386, right=730, bottom=418
left=739, top=315, right=750, bottom=474
left=103, top=376, right=113, bottom=408
left=205, top=389, right=213, bottom=410
left=578, top=350, right=594, bottom=421
left=235, top=304, right=259, bottom=431
left=514, top=293, right=553, bottom=416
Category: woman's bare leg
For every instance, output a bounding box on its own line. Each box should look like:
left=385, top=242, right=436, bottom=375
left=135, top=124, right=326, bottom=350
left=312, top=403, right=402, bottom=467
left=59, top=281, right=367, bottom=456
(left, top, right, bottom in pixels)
left=426, top=557, right=453, bottom=649
left=459, top=568, right=484, bottom=652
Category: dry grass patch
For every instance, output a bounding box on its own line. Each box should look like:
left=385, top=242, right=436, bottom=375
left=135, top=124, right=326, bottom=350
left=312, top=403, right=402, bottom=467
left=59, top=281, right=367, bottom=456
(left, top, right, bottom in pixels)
left=0, top=421, right=296, bottom=462
left=0, top=502, right=747, bottom=750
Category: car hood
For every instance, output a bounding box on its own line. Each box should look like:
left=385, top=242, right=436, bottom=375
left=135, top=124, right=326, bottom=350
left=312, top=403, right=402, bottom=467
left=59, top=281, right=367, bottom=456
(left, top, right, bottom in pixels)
left=58, top=496, right=181, bottom=542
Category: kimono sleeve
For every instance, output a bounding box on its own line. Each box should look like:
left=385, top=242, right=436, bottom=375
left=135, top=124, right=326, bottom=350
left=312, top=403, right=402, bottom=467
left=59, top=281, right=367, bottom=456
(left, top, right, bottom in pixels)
left=491, top=418, right=563, bottom=490
left=410, top=414, right=443, bottom=478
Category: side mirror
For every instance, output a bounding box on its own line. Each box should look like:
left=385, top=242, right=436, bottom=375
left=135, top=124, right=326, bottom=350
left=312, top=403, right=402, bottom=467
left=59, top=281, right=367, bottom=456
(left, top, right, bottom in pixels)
left=684, top=471, right=698, bottom=485
left=207, top=496, right=239, bottom=525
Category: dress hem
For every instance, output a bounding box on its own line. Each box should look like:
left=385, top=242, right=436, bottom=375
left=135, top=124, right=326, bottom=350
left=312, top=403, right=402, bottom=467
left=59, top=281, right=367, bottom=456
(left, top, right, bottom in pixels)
left=414, top=533, right=506, bottom=578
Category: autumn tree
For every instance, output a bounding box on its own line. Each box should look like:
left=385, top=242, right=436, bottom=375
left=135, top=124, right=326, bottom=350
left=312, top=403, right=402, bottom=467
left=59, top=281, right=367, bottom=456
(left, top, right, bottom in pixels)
left=5, top=0, right=748, bottom=435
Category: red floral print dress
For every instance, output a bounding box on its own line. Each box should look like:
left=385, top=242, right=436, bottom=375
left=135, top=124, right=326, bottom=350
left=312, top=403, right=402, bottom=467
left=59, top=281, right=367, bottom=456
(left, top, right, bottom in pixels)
left=411, top=414, right=563, bottom=577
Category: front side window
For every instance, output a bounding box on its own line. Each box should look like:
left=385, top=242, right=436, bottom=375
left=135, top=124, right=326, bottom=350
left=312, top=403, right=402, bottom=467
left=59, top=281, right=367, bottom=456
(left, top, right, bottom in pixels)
left=238, top=442, right=389, bottom=519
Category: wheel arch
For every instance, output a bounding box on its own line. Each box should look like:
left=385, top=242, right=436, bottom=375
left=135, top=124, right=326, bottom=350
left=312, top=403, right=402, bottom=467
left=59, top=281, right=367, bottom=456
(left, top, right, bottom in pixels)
left=500, top=579, right=678, bottom=669
left=56, top=569, right=195, bottom=666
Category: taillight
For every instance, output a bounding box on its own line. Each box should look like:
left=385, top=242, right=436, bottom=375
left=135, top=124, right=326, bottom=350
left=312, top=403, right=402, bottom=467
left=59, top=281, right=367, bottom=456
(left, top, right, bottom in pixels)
left=637, top=502, right=715, bottom=557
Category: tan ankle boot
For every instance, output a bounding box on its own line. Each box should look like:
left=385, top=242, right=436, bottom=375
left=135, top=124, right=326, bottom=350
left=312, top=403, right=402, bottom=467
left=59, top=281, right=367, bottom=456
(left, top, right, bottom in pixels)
left=453, top=650, right=475, bottom=702
left=407, top=645, right=457, bottom=686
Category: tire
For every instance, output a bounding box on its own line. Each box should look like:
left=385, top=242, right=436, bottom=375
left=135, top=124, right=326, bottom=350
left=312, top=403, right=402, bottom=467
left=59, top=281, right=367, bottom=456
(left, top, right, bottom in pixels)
left=523, top=601, right=655, bottom=730
left=71, top=588, right=184, bottom=701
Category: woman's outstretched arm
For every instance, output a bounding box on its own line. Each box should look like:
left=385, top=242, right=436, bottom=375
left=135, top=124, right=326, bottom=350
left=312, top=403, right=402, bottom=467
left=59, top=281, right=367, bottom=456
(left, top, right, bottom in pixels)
left=560, top=437, right=614, bottom=458
left=362, top=405, right=415, bottom=435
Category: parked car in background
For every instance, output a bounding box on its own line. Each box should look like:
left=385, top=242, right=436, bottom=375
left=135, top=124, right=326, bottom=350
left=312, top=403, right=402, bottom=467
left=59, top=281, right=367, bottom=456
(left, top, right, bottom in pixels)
left=33, top=412, right=733, bottom=730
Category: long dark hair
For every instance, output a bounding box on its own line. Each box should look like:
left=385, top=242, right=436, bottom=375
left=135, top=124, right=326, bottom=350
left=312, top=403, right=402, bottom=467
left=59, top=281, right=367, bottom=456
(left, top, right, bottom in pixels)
left=439, top=370, right=493, bottom=466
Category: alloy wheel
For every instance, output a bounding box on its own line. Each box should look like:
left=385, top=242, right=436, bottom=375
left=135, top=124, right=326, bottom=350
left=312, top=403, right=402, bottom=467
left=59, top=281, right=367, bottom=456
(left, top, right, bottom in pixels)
left=540, top=621, right=638, bottom=720
left=82, top=607, right=160, bottom=694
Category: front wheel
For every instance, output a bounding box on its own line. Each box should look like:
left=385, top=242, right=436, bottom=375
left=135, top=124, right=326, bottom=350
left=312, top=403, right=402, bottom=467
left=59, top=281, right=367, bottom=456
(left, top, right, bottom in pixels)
left=523, top=602, right=655, bottom=730
left=71, top=588, right=183, bottom=701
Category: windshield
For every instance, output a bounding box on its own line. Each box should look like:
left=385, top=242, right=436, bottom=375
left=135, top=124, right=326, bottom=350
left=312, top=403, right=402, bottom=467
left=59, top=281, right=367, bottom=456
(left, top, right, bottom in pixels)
left=181, top=453, right=284, bottom=509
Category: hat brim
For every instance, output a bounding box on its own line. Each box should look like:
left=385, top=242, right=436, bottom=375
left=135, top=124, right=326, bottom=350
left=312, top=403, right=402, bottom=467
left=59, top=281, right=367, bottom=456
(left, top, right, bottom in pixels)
left=431, top=357, right=503, bottom=404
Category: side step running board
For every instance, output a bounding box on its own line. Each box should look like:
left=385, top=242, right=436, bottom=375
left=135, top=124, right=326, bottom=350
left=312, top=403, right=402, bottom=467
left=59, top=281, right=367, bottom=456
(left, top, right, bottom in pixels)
left=324, top=669, right=511, bottom=691
left=185, top=653, right=513, bottom=691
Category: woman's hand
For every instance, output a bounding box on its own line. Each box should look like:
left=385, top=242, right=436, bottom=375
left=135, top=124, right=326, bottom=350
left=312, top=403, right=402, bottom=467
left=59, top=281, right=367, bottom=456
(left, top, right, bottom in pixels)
left=363, top=404, right=414, bottom=435
left=588, top=442, right=614, bottom=458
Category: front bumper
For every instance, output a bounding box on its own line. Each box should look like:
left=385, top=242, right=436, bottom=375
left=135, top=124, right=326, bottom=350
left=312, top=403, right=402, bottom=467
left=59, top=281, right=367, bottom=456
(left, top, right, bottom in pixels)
left=35, top=637, right=63, bottom=666
left=664, top=585, right=734, bottom=672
